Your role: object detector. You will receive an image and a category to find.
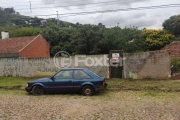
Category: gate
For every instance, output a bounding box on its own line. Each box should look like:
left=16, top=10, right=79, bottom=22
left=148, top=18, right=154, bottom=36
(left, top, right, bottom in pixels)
left=109, top=50, right=123, bottom=78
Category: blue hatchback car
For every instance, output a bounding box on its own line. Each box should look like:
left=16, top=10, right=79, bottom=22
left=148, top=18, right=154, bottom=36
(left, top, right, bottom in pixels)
left=25, top=68, right=107, bottom=96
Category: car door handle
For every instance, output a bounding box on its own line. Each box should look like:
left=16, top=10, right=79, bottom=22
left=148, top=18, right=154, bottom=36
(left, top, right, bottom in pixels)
left=68, top=80, right=73, bottom=82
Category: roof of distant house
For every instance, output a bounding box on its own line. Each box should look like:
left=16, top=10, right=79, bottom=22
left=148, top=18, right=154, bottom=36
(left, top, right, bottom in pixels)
left=163, top=41, right=180, bottom=58
left=163, top=41, right=180, bottom=49
left=0, top=35, right=38, bottom=54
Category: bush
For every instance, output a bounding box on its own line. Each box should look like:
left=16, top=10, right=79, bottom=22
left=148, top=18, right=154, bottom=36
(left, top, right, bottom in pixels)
left=171, top=57, right=180, bottom=72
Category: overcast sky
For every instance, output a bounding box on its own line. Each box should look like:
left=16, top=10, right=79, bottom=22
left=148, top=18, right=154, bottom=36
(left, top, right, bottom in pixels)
left=1, top=0, right=180, bottom=29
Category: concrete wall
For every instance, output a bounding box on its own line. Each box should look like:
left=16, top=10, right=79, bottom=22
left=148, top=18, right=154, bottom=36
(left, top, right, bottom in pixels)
left=0, top=54, right=109, bottom=78
left=0, top=51, right=171, bottom=79
left=69, top=55, right=109, bottom=78
left=123, top=50, right=171, bottom=79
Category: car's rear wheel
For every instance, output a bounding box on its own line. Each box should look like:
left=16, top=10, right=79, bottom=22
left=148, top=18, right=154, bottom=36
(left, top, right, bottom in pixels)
left=81, top=85, right=94, bottom=96
left=32, top=85, right=44, bottom=95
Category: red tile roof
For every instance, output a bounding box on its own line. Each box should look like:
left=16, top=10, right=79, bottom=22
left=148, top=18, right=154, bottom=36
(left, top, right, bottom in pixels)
left=0, top=36, right=37, bottom=53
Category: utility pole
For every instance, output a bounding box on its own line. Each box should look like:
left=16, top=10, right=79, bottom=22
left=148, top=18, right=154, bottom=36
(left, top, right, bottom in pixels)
left=57, top=11, right=59, bottom=27
left=29, top=1, right=32, bottom=13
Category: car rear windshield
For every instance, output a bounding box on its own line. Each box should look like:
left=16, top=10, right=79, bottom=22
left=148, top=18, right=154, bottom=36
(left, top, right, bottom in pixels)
left=88, top=70, right=100, bottom=77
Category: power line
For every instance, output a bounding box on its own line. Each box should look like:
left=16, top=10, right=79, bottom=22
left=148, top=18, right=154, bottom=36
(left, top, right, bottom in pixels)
left=0, top=0, right=118, bottom=6
left=0, top=0, right=88, bottom=6
left=0, top=0, right=130, bottom=6
left=15, top=0, right=140, bottom=15
left=17, top=0, right=139, bottom=13
left=59, top=4, right=180, bottom=17
left=0, top=0, right=41, bottom=4
left=15, top=0, right=143, bottom=10
left=0, top=3, right=180, bottom=20
left=32, top=4, right=180, bottom=17
left=1, top=0, right=143, bottom=17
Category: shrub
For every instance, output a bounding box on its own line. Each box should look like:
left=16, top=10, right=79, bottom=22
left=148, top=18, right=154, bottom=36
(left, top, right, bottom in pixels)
left=171, top=57, right=180, bottom=72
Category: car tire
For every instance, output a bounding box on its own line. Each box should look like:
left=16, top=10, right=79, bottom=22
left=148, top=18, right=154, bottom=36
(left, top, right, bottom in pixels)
left=81, top=85, right=94, bottom=96
left=32, top=85, right=44, bottom=95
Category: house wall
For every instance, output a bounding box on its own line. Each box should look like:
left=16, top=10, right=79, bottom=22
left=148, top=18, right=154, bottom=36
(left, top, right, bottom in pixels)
left=19, top=35, right=50, bottom=58
left=123, top=50, right=171, bottom=79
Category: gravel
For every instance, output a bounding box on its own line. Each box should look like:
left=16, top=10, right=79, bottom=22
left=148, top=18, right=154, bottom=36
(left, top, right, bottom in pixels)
left=0, top=91, right=180, bottom=120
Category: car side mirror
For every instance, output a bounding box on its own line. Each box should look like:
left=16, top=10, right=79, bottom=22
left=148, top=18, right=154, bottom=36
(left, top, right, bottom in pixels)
left=51, top=76, right=55, bottom=81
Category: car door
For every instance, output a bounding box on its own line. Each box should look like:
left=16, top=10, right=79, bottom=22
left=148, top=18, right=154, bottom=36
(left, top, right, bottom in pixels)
left=73, top=70, right=91, bottom=91
left=48, top=70, right=74, bottom=93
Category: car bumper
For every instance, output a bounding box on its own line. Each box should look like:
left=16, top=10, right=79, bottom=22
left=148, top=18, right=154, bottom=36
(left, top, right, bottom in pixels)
left=104, top=83, right=107, bottom=88
left=25, top=86, right=31, bottom=92
left=95, top=84, right=107, bottom=91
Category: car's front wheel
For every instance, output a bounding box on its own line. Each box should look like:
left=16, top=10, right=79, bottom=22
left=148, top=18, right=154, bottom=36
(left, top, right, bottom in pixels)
left=81, top=85, right=94, bottom=96
left=32, top=85, right=44, bottom=95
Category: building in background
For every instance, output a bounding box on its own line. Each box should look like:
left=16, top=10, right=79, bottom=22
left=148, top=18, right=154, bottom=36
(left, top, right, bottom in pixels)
left=163, top=41, right=180, bottom=58
left=0, top=34, right=50, bottom=58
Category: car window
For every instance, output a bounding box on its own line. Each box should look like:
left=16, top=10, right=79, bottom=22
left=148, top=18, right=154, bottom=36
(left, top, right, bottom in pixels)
left=88, top=70, right=100, bottom=77
left=74, top=70, right=90, bottom=79
left=54, top=70, right=73, bottom=79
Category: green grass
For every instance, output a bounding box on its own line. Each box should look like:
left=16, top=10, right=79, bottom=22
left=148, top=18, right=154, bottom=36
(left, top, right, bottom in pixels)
left=0, top=77, right=31, bottom=86
left=0, top=77, right=180, bottom=92
left=106, top=78, right=180, bottom=92
left=0, top=77, right=31, bottom=90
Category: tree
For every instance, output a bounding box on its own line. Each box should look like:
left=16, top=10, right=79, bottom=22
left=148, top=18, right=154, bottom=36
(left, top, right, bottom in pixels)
left=163, top=15, right=180, bottom=37
left=142, top=29, right=175, bottom=50
left=0, top=26, right=41, bottom=38
left=71, top=24, right=101, bottom=55
left=9, top=27, right=41, bottom=37
left=41, top=24, right=74, bottom=56
left=4, top=8, right=15, bottom=14
left=99, top=27, right=147, bottom=53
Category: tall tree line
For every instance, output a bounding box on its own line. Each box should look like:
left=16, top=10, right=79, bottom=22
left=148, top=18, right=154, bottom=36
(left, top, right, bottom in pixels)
left=1, top=23, right=174, bottom=56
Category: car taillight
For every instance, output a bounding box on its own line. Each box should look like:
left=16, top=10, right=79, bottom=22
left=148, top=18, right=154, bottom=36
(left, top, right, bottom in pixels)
left=102, top=81, right=105, bottom=85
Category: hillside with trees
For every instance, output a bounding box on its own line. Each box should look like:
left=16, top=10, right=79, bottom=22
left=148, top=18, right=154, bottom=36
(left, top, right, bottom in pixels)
left=0, top=7, right=177, bottom=56
left=0, top=7, right=75, bottom=27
